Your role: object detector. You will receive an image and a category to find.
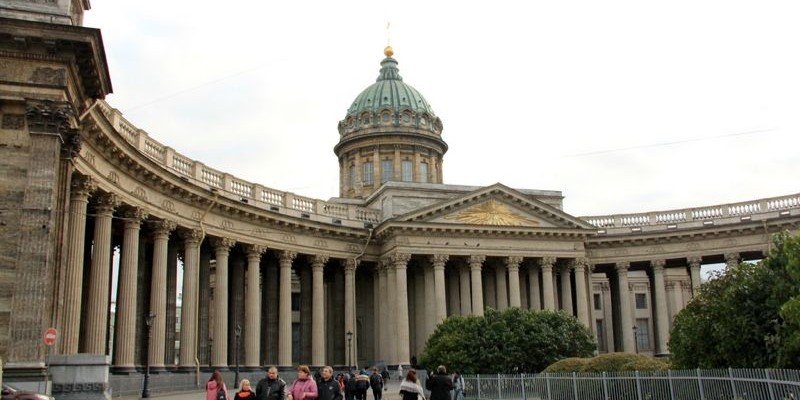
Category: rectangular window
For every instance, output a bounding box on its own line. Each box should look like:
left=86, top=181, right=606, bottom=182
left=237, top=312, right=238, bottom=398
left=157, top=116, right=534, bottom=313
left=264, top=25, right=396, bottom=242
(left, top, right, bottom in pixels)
left=401, top=160, right=413, bottom=182
left=635, top=318, right=651, bottom=351
left=348, top=165, right=356, bottom=189
left=381, top=160, right=393, bottom=183
left=635, top=293, right=648, bottom=309
left=419, top=162, right=429, bottom=183
left=595, top=319, right=606, bottom=352
left=363, top=162, right=374, bottom=185
left=593, top=293, right=602, bottom=310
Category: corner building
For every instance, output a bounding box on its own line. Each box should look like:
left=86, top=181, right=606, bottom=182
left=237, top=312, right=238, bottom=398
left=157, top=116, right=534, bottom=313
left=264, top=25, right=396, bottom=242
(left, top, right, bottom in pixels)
left=1, top=3, right=800, bottom=393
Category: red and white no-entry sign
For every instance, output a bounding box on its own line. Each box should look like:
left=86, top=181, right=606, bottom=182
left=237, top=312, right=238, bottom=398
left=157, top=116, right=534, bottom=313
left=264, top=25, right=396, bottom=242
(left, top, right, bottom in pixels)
left=43, top=328, right=57, bottom=346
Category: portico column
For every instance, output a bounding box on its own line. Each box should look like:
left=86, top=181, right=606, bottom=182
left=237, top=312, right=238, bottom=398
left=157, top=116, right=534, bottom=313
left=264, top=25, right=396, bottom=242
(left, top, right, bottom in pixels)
left=527, top=262, right=541, bottom=310
left=572, top=258, right=590, bottom=327
left=469, top=255, right=486, bottom=316
left=424, top=262, right=436, bottom=338
left=385, top=259, right=398, bottom=364
left=278, top=250, right=297, bottom=367
left=392, top=253, right=412, bottom=365
left=459, top=264, right=471, bottom=315
left=506, top=256, right=522, bottom=308
left=377, top=263, right=389, bottom=362
left=179, top=229, right=203, bottom=368
left=62, top=175, right=94, bottom=354
left=83, top=193, right=118, bottom=354
left=343, top=258, right=358, bottom=366
left=431, top=255, right=449, bottom=324
left=688, top=256, right=702, bottom=297
left=495, top=261, right=508, bottom=310
left=725, top=252, right=740, bottom=269
left=312, top=255, right=329, bottom=366
left=211, top=238, right=235, bottom=368
left=147, top=219, right=174, bottom=370
left=113, top=209, right=147, bottom=370
left=244, top=244, right=266, bottom=368
left=616, top=262, right=635, bottom=352
left=560, top=265, right=573, bottom=314
left=651, top=259, right=669, bottom=355
left=540, top=257, right=556, bottom=310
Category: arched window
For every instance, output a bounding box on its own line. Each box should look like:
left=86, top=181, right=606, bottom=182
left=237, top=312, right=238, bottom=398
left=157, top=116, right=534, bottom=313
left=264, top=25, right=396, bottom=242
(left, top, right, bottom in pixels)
left=381, top=159, right=393, bottom=183
left=363, top=161, right=374, bottom=185
left=419, top=162, right=429, bottom=183
left=401, top=160, right=413, bottom=182
left=349, top=163, right=357, bottom=188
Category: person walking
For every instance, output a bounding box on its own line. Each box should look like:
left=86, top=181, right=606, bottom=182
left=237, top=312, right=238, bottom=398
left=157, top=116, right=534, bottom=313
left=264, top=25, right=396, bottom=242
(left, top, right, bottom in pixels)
left=369, top=367, right=385, bottom=400
left=236, top=379, right=258, bottom=399
left=355, top=370, right=370, bottom=400
left=256, top=367, right=287, bottom=400
left=316, top=366, right=343, bottom=400
left=288, top=365, right=319, bottom=400
left=452, top=371, right=465, bottom=400
left=399, top=369, right=425, bottom=400
left=425, top=366, right=453, bottom=400
left=206, top=370, right=230, bottom=400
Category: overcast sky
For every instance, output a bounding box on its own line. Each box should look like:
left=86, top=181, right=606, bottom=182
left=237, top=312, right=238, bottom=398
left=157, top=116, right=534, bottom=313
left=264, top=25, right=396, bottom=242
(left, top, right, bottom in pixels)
left=84, top=1, right=799, bottom=217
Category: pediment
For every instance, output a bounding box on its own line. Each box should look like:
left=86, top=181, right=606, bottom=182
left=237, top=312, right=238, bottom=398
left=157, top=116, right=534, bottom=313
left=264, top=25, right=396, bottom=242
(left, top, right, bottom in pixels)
left=396, top=183, right=595, bottom=230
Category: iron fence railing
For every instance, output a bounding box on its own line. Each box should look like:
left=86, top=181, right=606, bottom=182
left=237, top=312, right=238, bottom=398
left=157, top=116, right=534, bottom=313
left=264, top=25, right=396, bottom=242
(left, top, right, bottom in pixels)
left=463, top=369, right=800, bottom=400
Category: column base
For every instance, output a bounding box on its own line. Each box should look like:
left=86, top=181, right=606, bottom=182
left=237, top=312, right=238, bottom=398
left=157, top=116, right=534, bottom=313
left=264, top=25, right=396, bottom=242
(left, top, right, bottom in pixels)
left=277, top=365, right=295, bottom=372
left=241, top=366, right=263, bottom=372
left=110, top=366, right=137, bottom=375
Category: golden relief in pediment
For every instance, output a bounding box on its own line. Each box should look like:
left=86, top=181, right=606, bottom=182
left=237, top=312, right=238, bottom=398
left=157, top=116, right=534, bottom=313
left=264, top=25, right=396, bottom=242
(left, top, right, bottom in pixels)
left=444, top=200, right=540, bottom=226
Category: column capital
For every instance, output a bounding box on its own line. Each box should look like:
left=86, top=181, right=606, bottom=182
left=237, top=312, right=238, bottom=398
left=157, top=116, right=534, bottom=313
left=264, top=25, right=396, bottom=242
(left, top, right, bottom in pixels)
left=149, top=219, right=176, bottom=237
left=687, top=256, right=702, bottom=267
left=94, top=192, right=119, bottom=213
left=724, top=252, right=740, bottom=264
left=390, top=252, right=411, bottom=268
left=180, top=228, right=203, bottom=245
left=211, top=237, right=236, bottom=252
left=570, top=257, right=588, bottom=271
left=506, top=256, right=523, bottom=270
left=430, top=254, right=449, bottom=269
left=468, top=254, right=486, bottom=269
left=70, top=173, right=96, bottom=198
left=279, top=250, right=298, bottom=264
left=244, top=244, right=267, bottom=259
left=312, top=254, right=330, bottom=269
left=122, top=207, right=148, bottom=222
left=342, top=258, right=358, bottom=272
left=615, top=261, right=630, bottom=272
left=540, top=256, right=557, bottom=267
left=652, top=259, right=666, bottom=272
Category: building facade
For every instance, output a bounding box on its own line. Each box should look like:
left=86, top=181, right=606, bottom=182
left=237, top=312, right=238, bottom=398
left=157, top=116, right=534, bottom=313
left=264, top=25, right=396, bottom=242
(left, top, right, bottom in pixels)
left=1, top=1, right=800, bottom=392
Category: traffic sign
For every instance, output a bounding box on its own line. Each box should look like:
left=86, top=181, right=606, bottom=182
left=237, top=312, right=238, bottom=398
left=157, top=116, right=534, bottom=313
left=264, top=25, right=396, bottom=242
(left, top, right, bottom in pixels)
left=44, top=328, right=57, bottom=346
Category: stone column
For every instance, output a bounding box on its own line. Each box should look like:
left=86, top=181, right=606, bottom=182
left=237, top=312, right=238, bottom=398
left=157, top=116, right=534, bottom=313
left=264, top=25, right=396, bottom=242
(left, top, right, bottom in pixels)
left=211, top=237, right=235, bottom=368
left=560, top=265, right=573, bottom=314
left=312, top=254, right=329, bottom=366
left=506, top=256, right=522, bottom=308
left=527, top=262, right=541, bottom=310
left=343, top=258, right=357, bottom=366
left=431, top=255, right=449, bottom=324
left=62, top=175, right=94, bottom=354
left=147, top=219, right=174, bottom=370
left=572, top=258, right=590, bottom=327
left=447, top=268, right=460, bottom=315
left=377, top=262, right=388, bottom=363
left=373, top=266, right=381, bottom=362
left=83, top=193, right=117, bottom=354
left=278, top=250, right=297, bottom=367
left=651, top=259, right=669, bottom=355
left=495, top=261, right=509, bottom=310
left=725, top=252, right=740, bottom=269
left=688, top=256, right=702, bottom=298
left=179, top=229, right=203, bottom=369
left=459, top=263, right=472, bottom=315
left=392, top=253, right=411, bottom=365
left=540, top=257, right=556, bottom=310
left=244, top=244, right=266, bottom=368
left=424, top=260, right=436, bottom=337
left=616, top=262, right=635, bottom=353
left=469, top=255, right=486, bottom=316
left=113, top=209, right=147, bottom=370
left=385, top=259, right=397, bottom=364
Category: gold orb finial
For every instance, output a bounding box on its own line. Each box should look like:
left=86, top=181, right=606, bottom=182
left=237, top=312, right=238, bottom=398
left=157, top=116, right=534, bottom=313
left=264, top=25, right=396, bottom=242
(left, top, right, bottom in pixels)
left=384, top=46, right=394, bottom=57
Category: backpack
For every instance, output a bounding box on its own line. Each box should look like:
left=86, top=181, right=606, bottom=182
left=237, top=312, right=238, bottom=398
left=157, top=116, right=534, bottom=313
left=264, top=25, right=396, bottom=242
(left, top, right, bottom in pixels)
left=356, top=378, right=369, bottom=391
left=217, top=386, right=227, bottom=400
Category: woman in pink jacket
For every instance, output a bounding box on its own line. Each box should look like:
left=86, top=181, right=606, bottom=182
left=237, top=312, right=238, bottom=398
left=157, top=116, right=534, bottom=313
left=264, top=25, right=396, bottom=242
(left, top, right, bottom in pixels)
left=206, top=370, right=230, bottom=400
left=288, top=365, right=318, bottom=400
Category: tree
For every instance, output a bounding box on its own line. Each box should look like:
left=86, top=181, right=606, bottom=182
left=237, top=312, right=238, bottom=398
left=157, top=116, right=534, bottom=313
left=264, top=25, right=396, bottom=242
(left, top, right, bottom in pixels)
left=668, top=231, right=800, bottom=368
left=420, top=308, right=595, bottom=374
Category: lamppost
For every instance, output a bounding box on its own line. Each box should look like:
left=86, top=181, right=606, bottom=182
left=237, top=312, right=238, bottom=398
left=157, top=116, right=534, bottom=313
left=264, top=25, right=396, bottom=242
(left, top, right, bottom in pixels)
left=142, top=312, right=155, bottom=398
left=346, top=331, right=353, bottom=371
left=632, top=326, right=639, bottom=354
left=234, top=324, right=242, bottom=388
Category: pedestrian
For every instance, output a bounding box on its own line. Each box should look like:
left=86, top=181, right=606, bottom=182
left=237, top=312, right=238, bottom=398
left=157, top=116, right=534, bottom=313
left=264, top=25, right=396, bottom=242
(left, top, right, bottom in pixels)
left=355, top=370, right=370, bottom=400
left=236, top=379, right=257, bottom=399
left=452, top=371, right=465, bottom=400
left=206, top=370, right=230, bottom=400
left=369, top=367, right=385, bottom=400
left=316, top=366, right=343, bottom=400
left=288, top=365, right=319, bottom=400
left=397, top=365, right=404, bottom=382
left=425, top=366, right=452, bottom=400
left=380, top=368, right=390, bottom=384
left=399, top=369, right=425, bottom=400
left=344, top=371, right=357, bottom=400
left=256, top=366, right=288, bottom=400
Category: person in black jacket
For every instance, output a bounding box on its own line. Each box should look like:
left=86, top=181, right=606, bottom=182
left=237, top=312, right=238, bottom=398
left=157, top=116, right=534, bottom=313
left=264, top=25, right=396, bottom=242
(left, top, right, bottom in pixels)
left=369, top=368, right=384, bottom=400
left=256, top=367, right=287, bottom=400
left=425, top=366, right=453, bottom=400
left=317, top=366, right=343, bottom=400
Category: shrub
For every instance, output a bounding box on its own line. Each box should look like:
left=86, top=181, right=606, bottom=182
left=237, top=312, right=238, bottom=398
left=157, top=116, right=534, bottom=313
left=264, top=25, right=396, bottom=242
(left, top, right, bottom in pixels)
left=542, top=357, right=588, bottom=373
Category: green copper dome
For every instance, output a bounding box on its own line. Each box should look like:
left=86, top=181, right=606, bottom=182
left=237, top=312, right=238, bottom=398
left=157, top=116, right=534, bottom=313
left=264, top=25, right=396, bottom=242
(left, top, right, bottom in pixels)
left=347, top=56, right=435, bottom=115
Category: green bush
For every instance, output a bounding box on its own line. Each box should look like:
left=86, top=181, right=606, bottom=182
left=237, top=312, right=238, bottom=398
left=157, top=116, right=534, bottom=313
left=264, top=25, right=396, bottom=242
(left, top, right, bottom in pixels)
left=580, top=352, right=667, bottom=372
left=542, top=357, right=588, bottom=373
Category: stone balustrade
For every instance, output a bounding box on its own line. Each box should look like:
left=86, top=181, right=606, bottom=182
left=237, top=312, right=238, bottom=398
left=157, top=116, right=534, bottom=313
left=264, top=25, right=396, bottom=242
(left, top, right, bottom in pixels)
left=96, top=101, right=380, bottom=225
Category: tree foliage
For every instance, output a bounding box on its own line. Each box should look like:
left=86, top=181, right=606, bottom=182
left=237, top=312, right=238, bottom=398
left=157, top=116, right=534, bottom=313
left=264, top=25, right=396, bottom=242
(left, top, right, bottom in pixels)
left=668, top=231, right=800, bottom=368
left=543, top=353, right=670, bottom=373
left=420, top=308, right=595, bottom=374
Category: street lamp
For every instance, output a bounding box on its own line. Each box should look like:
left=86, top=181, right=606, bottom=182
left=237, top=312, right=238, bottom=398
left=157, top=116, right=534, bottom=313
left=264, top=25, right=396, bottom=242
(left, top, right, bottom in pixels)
left=142, top=312, right=156, bottom=398
left=346, top=331, right=353, bottom=370
left=234, top=324, right=242, bottom=388
left=632, top=326, right=639, bottom=354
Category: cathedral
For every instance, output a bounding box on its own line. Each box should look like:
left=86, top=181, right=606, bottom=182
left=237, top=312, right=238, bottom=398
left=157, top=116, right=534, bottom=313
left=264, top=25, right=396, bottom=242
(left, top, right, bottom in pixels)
left=1, top=1, right=799, bottom=397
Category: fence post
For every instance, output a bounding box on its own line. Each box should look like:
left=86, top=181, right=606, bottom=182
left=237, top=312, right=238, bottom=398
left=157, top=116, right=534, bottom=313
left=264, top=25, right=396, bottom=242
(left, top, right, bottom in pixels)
left=545, top=373, right=551, bottom=400
left=497, top=374, right=502, bottom=400
left=667, top=369, right=674, bottom=399
left=765, top=369, right=776, bottom=400
left=728, top=367, right=738, bottom=399
left=635, top=370, right=642, bottom=400
left=477, top=374, right=481, bottom=400
left=520, top=373, right=526, bottom=400
left=602, top=372, right=609, bottom=400
left=697, top=369, right=705, bottom=400
left=570, top=372, right=577, bottom=400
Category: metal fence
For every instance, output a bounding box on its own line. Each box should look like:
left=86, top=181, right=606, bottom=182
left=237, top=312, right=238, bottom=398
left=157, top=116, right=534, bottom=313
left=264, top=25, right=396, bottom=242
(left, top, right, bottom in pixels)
left=463, top=369, right=800, bottom=400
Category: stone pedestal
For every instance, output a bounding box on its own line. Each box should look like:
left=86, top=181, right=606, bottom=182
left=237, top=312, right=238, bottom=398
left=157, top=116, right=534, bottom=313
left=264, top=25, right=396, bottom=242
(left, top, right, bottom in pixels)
left=48, top=354, right=111, bottom=400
